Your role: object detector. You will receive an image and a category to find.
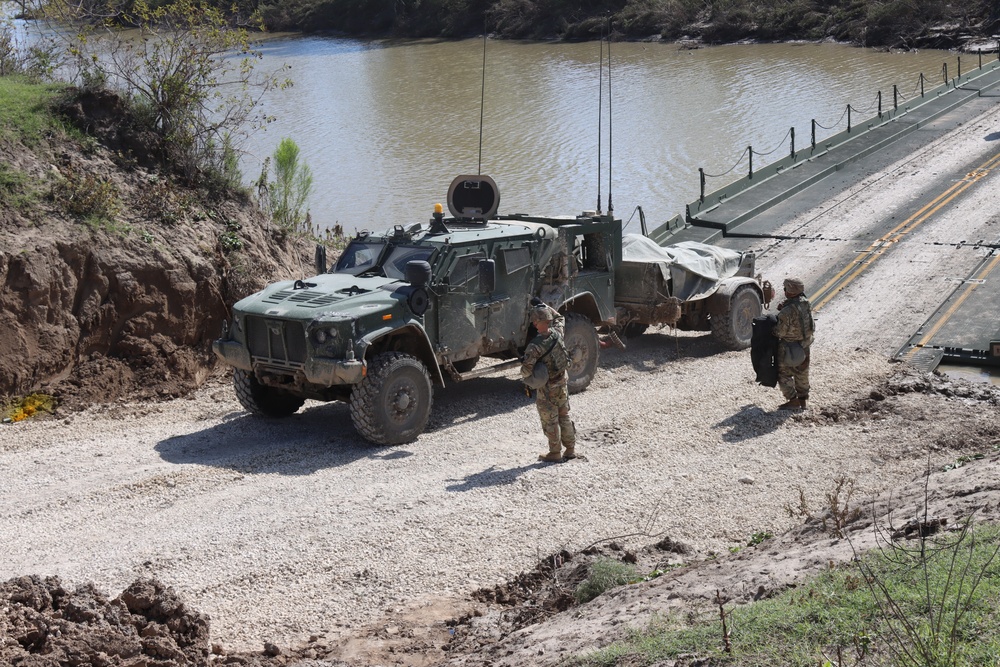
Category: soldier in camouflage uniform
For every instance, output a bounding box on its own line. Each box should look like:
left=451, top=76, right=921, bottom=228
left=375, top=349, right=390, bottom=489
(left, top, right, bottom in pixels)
left=773, top=277, right=815, bottom=410
left=521, top=302, right=577, bottom=463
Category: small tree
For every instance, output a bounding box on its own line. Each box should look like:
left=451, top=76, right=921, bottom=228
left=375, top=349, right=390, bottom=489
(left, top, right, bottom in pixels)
left=64, top=0, right=289, bottom=183
left=269, top=137, right=312, bottom=231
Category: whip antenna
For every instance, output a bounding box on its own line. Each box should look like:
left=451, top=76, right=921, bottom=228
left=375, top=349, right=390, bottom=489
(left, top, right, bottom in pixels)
left=607, top=18, right=613, bottom=215
left=478, top=28, right=487, bottom=175
left=596, top=32, right=604, bottom=214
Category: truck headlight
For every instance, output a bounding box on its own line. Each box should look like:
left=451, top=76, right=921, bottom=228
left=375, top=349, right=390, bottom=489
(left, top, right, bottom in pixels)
left=314, top=329, right=328, bottom=344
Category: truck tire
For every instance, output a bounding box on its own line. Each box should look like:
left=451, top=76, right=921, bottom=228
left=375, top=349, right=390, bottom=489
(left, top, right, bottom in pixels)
left=233, top=368, right=305, bottom=418
left=565, top=312, right=599, bottom=394
left=350, top=352, right=433, bottom=445
left=710, top=285, right=762, bottom=350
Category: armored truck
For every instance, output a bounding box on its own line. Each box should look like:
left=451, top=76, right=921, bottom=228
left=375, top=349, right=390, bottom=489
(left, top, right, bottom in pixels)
left=213, top=175, right=764, bottom=445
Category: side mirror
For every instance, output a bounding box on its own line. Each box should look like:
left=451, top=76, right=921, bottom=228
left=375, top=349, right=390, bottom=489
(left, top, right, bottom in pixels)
left=314, top=244, right=327, bottom=275
left=478, top=259, right=496, bottom=293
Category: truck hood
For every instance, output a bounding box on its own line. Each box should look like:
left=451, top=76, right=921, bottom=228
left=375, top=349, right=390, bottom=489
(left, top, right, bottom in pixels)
left=233, top=273, right=407, bottom=319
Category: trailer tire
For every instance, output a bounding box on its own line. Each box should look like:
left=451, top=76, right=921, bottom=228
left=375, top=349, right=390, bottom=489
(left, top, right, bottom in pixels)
left=350, top=352, right=433, bottom=445
left=710, top=285, right=762, bottom=350
left=233, top=368, right=305, bottom=418
left=565, top=313, right=599, bottom=394
left=622, top=322, right=648, bottom=338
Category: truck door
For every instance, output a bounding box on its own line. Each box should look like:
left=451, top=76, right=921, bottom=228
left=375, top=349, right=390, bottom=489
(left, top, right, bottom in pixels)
left=478, top=245, right=533, bottom=353
left=433, top=250, right=486, bottom=362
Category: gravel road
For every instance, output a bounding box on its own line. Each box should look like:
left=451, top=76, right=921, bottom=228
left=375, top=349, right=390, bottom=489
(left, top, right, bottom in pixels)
left=3, top=101, right=1000, bottom=654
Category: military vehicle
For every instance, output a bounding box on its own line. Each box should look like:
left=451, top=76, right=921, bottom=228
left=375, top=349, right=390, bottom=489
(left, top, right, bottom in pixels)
left=213, top=175, right=765, bottom=445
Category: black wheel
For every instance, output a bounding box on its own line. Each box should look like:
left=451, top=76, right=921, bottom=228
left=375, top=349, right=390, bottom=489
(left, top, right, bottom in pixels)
left=350, top=352, right=433, bottom=445
left=621, top=322, right=648, bottom=338
left=451, top=356, right=479, bottom=373
left=233, top=368, right=305, bottom=418
left=710, top=285, right=762, bottom=350
left=564, top=312, right=599, bottom=394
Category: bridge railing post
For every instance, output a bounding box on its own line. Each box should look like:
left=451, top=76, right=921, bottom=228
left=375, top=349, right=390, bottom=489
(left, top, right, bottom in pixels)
left=790, top=127, right=795, bottom=159
left=877, top=90, right=882, bottom=118
left=920, top=72, right=925, bottom=97
left=699, top=168, right=705, bottom=202
left=847, top=105, right=852, bottom=133
left=748, top=146, right=753, bottom=180
left=811, top=119, right=816, bottom=150
left=893, top=84, right=898, bottom=111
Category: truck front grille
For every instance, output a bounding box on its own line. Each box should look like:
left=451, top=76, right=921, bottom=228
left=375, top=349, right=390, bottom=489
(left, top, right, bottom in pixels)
left=246, top=317, right=307, bottom=366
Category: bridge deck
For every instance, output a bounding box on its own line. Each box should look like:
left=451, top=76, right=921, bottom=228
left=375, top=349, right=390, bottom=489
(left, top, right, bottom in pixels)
left=653, top=63, right=1000, bottom=373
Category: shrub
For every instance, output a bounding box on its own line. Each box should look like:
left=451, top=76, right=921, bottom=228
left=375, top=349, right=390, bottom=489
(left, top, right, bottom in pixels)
left=3, top=393, right=56, bottom=422
left=268, top=137, right=313, bottom=232
left=50, top=167, right=122, bottom=221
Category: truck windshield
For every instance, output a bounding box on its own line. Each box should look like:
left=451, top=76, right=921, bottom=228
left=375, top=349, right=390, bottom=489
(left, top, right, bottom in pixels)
left=382, top=246, right=435, bottom=280
left=334, top=241, right=386, bottom=276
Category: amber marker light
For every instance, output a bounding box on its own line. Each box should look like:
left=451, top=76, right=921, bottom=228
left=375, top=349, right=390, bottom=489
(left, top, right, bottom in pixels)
left=382, top=314, right=393, bottom=321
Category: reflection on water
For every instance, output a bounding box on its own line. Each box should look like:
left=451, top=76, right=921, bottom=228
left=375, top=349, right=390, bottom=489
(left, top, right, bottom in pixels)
left=245, top=39, right=957, bottom=232
left=937, top=364, right=1000, bottom=386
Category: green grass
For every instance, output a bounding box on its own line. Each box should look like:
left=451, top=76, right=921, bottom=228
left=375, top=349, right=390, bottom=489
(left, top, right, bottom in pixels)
left=0, top=76, right=68, bottom=144
left=576, top=558, right=641, bottom=604
left=575, top=524, right=1000, bottom=667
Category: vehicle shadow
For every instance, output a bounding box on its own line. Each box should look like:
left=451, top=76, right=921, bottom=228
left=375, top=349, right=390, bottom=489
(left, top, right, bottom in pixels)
left=425, top=373, right=535, bottom=433
left=598, top=329, right=740, bottom=372
left=713, top=404, right=793, bottom=443
left=155, top=375, right=534, bottom=473
left=155, top=402, right=389, bottom=474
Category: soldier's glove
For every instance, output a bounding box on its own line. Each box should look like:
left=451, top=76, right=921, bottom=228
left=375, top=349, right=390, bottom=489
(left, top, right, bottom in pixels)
left=530, top=296, right=543, bottom=307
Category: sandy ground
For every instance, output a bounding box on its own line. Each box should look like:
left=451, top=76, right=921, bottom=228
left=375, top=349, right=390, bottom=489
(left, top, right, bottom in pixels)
left=3, top=97, right=1000, bottom=665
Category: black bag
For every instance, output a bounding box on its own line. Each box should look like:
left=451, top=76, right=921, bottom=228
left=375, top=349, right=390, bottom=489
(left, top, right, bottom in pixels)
left=751, top=315, right=778, bottom=387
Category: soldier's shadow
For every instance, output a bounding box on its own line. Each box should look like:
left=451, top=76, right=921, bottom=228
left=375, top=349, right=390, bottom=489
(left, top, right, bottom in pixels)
left=714, top=404, right=793, bottom=443
left=444, top=462, right=548, bottom=492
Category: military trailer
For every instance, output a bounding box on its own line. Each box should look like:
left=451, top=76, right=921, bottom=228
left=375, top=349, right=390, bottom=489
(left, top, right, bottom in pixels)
left=213, top=175, right=765, bottom=445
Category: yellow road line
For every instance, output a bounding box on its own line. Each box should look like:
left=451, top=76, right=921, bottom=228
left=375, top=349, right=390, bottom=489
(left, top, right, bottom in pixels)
left=901, top=252, right=1000, bottom=360
left=812, top=151, right=1000, bottom=312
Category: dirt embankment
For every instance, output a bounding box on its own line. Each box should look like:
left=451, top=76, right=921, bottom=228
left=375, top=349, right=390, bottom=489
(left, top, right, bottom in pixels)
left=0, top=90, right=313, bottom=410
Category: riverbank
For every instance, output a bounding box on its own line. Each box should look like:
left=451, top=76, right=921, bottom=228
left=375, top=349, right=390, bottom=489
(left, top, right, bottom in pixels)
left=0, top=82, right=315, bottom=405
left=251, top=0, right=994, bottom=50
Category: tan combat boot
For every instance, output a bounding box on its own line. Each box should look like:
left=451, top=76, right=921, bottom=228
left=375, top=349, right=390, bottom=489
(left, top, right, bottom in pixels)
left=778, top=398, right=804, bottom=411
left=562, top=444, right=577, bottom=460
left=538, top=441, right=563, bottom=463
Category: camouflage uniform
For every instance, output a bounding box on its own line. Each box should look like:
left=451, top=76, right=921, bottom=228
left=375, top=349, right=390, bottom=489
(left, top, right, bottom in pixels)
left=521, top=307, right=576, bottom=461
left=774, top=293, right=814, bottom=403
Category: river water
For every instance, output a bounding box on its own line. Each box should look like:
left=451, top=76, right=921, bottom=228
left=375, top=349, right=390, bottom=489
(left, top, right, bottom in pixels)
left=244, top=38, right=958, bottom=233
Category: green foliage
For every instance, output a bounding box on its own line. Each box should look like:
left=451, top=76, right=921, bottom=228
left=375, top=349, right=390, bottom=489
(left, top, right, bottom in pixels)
left=575, top=557, right=639, bottom=604
left=0, top=163, right=36, bottom=209
left=219, top=218, right=243, bottom=252
left=67, top=0, right=290, bottom=184
left=268, top=137, right=313, bottom=232
left=49, top=166, right=122, bottom=222
left=576, top=524, right=1000, bottom=667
